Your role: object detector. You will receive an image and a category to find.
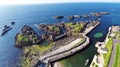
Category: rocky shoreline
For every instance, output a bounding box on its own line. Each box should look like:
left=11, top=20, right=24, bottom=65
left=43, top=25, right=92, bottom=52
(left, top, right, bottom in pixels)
left=14, top=21, right=100, bottom=67
left=14, top=11, right=110, bottom=67
left=53, top=12, right=110, bottom=20
left=15, top=25, right=42, bottom=48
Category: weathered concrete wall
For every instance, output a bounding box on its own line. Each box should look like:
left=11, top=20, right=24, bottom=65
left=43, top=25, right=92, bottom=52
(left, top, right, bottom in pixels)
left=84, top=22, right=100, bottom=35
left=38, top=22, right=100, bottom=67
left=45, top=36, right=89, bottom=63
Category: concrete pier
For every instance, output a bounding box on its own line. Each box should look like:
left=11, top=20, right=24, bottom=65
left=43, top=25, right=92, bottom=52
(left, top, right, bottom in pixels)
left=83, top=21, right=100, bottom=35
left=40, top=36, right=89, bottom=63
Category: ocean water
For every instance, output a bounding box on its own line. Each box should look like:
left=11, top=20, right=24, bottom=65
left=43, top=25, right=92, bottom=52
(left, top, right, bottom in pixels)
left=0, top=3, right=120, bottom=67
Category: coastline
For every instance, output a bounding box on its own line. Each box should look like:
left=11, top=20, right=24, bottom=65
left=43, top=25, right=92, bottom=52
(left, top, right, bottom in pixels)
left=0, top=3, right=119, bottom=67
left=90, top=25, right=120, bottom=67
left=90, top=26, right=111, bottom=67
left=39, top=21, right=100, bottom=67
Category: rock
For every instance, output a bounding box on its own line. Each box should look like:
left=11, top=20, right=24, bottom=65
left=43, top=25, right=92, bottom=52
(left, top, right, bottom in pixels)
left=11, top=21, right=15, bottom=25
left=74, top=15, right=81, bottom=18
left=56, top=22, right=65, bottom=28
left=67, top=16, right=74, bottom=20
left=82, top=15, right=91, bottom=18
left=14, top=25, right=43, bottom=48
left=39, top=24, right=47, bottom=30
left=53, top=16, right=64, bottom=19
left=21, top=25, right=34, bottom=35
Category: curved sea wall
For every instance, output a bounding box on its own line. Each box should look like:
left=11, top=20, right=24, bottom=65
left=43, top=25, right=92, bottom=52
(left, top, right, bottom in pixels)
left=38, top=21, right=100, bottom=67
left=40, top=36, right=90, bottom=67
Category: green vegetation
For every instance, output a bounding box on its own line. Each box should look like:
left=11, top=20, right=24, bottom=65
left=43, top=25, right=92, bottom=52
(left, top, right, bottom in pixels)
left=48, top=25, right=59, bottom=31
left=115, top=32, right=120, bottom=40
left=94, top=32, right=103, bottom=38
left=91, top=62, right=99, bottom=67
left=113, top=43, right=120, bottom=67
left=30, top=42, right=53, bottom=52
left=18, top=34, right=28, bottom=42
left=92, top=62, right=95, bottom=66
left=73, top=38, right=85, bottom=48
left=66, top=22, right=74, bottom=27
left=66, top=22, right=84, bottom=35
left=21, top=57, right=31, bottom=67
left=24, top=42, right=54, bottom=55
left=18, top=34, right=23, bottom=41
left=103, top=37, right=113, bottom=67
left=61, top=60, right=72, bottom=67
left=115, top=31, right=120, bottom=34
left=95, top=65, right=98, bottom=67
left=23, top=37, right=29, bottom=42
left=74, top=24, right=83, bottom=33
left=21, top=42, right=54, bottom=67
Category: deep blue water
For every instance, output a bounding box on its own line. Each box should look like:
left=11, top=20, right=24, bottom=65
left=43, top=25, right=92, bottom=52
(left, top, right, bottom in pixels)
left=0, top=3, right=120, bottom=67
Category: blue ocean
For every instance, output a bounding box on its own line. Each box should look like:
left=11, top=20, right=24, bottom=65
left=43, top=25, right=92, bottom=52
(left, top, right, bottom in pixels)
left=0, top=3, right=120, bottom=67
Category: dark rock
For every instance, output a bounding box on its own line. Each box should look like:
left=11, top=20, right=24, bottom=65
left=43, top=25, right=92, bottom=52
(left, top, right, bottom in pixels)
left=11, top=21, right=15, bottom=25
left=39, top=24, right=47, bottom=30
left=67, top=16, right=74, bottom=20
left=82, top=15, right=91, bottom=18
left=53, top=16, right=64, bottom=19
left=21, top=25, right=34, bottom=36
left=1, top=25, right=12, bottom=36
left=15, top=25, right=43, bottom=48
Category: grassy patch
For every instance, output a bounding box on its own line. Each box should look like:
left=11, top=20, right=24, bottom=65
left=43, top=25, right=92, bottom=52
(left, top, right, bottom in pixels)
left=66, top=22, right=74, bottom=27
left=103, top=37, right=113, bottom=67
left=113, top=43, right=120, bottom=67
left=48, top=25, right=59, bottom=31
left=17, top=34, right=28, bottom=42
left=31, top=42, right=53, bottom=52
left=66, top=22, right=84, bottom=35
left=66, top=22, right=84, bottom=32
left=92, top=62, right=95, bottom=66
left=21, top=57, right=31, bottom=67
left=18, top=34, right=23, bottom=41
left=23, top=37, right=29, bottom=42
left=21, top=42, right=54, bottom=67
left=24, top=42, right=54, bottom=54
left=74, top=24, right=83, bottom=32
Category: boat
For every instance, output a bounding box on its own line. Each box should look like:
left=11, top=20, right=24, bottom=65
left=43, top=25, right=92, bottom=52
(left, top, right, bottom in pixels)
left=1, top=25, right=12, bottom=36
left=85, top=59, right=90, bottom=65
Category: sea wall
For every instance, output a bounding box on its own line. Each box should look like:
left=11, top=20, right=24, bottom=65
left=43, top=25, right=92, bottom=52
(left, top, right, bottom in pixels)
left=84, top=21, right=100, bottom=35
left=40, top=36, right=89, bottom=67
left=38, top=21, right=100, bottom=67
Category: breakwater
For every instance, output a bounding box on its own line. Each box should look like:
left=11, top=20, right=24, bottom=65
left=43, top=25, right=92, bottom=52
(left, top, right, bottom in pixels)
left=38, top=21, right=100, bottom=67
